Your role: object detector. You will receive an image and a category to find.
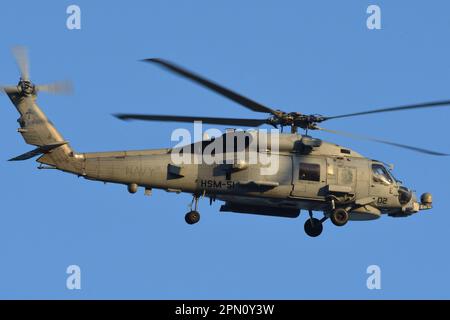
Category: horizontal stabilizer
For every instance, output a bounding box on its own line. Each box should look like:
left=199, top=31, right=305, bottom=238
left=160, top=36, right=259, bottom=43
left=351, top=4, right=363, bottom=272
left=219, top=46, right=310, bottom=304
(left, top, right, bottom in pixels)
left=9, top=142, right=68, bottom=161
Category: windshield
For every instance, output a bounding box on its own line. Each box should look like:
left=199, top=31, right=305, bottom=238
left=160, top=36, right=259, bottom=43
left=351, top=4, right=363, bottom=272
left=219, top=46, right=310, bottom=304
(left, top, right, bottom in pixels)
left=389, top=170, right=401, bottom=184
left=372, top=164, right=393, bottom=185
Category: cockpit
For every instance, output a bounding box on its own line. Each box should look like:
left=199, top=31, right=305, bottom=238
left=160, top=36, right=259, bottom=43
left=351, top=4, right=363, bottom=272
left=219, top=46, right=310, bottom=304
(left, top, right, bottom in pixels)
left=372, top=163, right=395, bottom=186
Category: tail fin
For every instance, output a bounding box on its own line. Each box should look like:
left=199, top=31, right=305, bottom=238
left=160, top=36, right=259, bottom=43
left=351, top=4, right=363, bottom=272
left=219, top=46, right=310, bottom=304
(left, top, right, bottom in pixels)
left=6, top=92, right=82, bottom=174
left=2, top=46, right=82, bottom=174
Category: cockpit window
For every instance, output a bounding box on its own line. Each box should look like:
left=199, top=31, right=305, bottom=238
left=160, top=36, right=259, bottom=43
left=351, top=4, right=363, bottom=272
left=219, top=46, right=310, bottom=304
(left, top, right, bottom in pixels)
left=372, top=164, right=393, bottom=185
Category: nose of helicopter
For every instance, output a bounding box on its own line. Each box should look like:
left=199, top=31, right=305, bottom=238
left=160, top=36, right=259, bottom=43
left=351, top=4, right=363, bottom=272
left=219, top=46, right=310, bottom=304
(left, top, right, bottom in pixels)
left=419, top=192, right=433, bottom=210
left=404, top=191, right=433, bottom=214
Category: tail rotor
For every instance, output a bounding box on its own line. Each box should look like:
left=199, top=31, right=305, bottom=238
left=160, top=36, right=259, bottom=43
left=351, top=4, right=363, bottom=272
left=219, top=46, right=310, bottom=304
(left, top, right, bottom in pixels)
left=1, top=46, right=73, bottom=96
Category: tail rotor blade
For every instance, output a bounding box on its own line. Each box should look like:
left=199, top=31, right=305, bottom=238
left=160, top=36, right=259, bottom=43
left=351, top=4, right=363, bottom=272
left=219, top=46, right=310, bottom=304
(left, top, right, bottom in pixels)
left=0, top=86, right=19, bottom=94
left=36, top=81, right=73, bottom=95
left=12, top=46, right=30, bottom=81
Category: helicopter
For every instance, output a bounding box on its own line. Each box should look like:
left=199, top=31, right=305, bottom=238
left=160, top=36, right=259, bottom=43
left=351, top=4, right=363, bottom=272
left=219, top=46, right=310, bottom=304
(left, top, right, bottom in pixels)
left=2, top=48, right=447, bottom=237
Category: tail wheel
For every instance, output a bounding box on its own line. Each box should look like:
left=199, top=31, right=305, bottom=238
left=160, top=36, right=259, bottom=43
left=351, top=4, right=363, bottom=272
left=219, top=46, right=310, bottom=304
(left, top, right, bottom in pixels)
left=330, top=208, right=349, bottom=227
left=304, top=218, right=323, bottom=237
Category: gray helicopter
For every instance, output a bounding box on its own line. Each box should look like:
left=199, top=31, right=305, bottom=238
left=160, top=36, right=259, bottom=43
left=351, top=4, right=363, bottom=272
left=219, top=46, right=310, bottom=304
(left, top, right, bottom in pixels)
left=2, top=48, right=445, bottom=237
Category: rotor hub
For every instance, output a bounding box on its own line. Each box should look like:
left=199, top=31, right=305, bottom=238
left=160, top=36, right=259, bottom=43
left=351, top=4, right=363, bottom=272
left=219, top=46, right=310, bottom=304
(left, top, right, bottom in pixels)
left=273, top=112, right=325, bottom=130
left=18, top=79, right=35, bottom=96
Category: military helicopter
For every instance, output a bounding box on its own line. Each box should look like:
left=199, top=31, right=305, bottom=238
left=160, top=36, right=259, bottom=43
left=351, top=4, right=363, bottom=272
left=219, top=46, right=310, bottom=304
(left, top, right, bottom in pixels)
left=2, top=48, right=447, bottom=237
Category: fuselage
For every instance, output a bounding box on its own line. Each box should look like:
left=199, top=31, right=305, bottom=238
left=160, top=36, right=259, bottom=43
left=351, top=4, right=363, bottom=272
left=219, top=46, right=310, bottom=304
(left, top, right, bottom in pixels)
left=37, top=131, right=422, bottom=220
left=7, top=91, right=429, bottom=223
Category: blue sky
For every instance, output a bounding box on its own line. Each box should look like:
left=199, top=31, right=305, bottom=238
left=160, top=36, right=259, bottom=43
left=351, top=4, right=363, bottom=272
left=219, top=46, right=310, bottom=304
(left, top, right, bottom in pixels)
left=1, top=0, right=450, bottom=299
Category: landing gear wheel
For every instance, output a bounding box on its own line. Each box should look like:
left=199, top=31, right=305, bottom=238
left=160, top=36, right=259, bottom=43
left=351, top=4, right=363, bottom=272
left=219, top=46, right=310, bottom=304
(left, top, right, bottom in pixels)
left=304, top=218, right=323, bottom=237
left=330, top=208, right=349, bottom=227
left=185, top=211, right=200, bottom=225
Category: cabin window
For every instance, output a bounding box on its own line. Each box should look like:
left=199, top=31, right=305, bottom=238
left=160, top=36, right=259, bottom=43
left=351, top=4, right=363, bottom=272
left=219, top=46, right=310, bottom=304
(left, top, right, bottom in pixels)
left=299, top=163, right=320, bottom=182
left=372, top=164, right=393, bottom=185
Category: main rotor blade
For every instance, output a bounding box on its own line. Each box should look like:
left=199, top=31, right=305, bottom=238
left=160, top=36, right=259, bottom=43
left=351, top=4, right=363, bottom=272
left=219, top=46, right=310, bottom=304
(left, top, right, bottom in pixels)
left=324, top=100, right=450, bottom=121
left=114, top=113, right=269, bottom=127
left=12, top=46, right=30, bottom=80
left=143, top=58, right=278, bottom=115
left=36, top=80, right=73, bottom=95
left=317, top=127, right=448, bottom=156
